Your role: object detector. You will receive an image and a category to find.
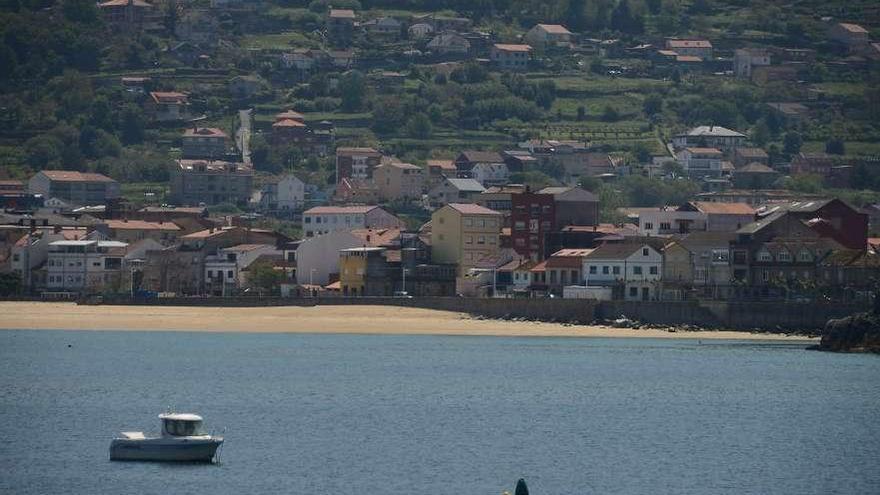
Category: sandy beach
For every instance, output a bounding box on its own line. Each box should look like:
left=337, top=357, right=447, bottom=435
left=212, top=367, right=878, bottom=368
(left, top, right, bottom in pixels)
left=0, top=302, right=815, bottom=340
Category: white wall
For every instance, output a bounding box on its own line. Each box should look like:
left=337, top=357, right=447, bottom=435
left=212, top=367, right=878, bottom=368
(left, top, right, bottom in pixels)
left=295, top=231, right=363, bottom=285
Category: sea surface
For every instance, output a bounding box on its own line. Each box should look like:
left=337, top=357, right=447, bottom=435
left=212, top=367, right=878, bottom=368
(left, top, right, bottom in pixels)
left=1, top=330, right=878, bottom=495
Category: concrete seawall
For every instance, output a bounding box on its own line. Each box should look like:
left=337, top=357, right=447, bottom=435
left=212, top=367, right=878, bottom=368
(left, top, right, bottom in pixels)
left=90, top=296, right=868, bottom=332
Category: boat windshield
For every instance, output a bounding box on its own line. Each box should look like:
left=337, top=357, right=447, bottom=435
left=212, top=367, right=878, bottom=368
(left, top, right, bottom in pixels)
left=164, top=419, right=205, bottom=436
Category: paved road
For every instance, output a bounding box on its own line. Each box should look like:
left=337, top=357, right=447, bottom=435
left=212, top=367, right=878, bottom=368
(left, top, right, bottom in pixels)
left=236, top=108, right=252, bottom=165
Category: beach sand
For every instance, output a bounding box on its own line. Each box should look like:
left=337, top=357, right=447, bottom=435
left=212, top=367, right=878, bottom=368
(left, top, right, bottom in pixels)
left=0, top=302, right=815, bottom=340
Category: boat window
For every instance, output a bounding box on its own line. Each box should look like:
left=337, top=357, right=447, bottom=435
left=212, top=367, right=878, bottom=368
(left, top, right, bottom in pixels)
left=165, top=419, right=205, bottom=436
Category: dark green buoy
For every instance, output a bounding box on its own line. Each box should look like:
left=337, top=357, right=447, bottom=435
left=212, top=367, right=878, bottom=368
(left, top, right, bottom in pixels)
left=515, top=478, right=529, bottom=495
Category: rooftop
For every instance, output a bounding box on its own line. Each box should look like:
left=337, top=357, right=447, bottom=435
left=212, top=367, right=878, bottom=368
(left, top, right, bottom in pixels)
left=493, top=43, right=533, bottom=52
left=149, top=91, right=188, bottom=104
left=183, top=127, right=228, bottom=138
left=837, top=22, right=868, bottom=34
left=105, top=219, right=181, bottom=231
left=679, top=126, right=746, bottom=138
left=444, top=178, right=486, bottom=192
left=685, top=147, right=723, bottom=155
left=336, top=147, right=381, bottom=157
left=272, top=118, right=307, bottom=128
left=446, top=203, right=502, bottom=215
left=536, top=24, right=572, bottom=35
left=737, top=162, right=777, bottom=173
left=688, top=201, right=756, bottom=215
left=459, top=150, right=504, bottom=163
left=304, top=205, right=378, bottom=215
left=585, top=242, right=656, bottom=260
left=667, top=39, right=712, bottom=48
left=329, top=8, right=355, bottom=18
left=176, top=160, right=251, bottom=173
left=39, top=170, right=116, bottom=183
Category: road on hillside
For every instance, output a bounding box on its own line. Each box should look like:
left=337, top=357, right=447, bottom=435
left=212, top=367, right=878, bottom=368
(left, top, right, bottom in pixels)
left=237, top=108, right=252, bottom=165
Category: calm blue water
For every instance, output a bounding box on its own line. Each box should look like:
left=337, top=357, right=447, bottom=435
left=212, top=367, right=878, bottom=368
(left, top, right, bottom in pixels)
left=1, top=330, right=878, bottom=494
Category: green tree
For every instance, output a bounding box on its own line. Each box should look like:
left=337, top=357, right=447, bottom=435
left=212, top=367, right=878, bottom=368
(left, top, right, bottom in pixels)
left=576, top=105, right=586, bottom=121
left=63, top=0, right=100, bottom=24
left=339, top=70, right=367, bottom=112
left=643, top=94, right=663, bottom=116
left=602, top=105, right=619, bottom=122
left=0, top=272, right=22, bottom=296
left=24, top=135, right=63, bottom=169
left=248, top=262, right=284, bottom=292
left=405, top=113, right=432, bottom=139
left=751, top=121, right=770, bottom=147
left=783, top=131, right=802, bottom=155
left=515, top=478, right=529, bottom=495
left=120, top=104, right=145, bottom=145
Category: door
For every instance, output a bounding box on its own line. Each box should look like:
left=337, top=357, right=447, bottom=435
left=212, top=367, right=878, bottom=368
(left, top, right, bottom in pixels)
left=641, top=287, right=649, bottom=301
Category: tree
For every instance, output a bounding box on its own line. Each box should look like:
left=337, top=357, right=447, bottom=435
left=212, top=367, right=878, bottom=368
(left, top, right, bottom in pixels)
left=120, top=104, right=145, bottom=145
left=339, top=70, right=367, bottom=112
left=610, top=0, right=644, bottom=34
left=643, top=94, right=663, bottom=117
left=783, top=131, right=802, bottom=155
left=24, top=134, right=64, bottom=169
left=825, top=138, right=845, bottom=155
left=63, top=0, right=100, bottom=24
left=515, top=479, right=529, bottom=495
left=248, top=262, right=284, bottom=292
left=576, top=105, right=586, bottom=121
left=751, top=121, right=770, bottom=147
left=602, top=105, right=619, bottom=122
left=405, top=113, right=432, bottom=139
left=250, top=134, right=270, bottom=169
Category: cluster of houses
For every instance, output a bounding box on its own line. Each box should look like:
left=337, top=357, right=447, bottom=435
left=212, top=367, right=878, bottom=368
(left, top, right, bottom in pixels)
left=2, top=155, right=879, bottom=304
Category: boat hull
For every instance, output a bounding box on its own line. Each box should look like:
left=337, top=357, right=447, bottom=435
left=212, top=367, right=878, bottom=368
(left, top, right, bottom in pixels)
left=109, top=437, right=223, bottom=462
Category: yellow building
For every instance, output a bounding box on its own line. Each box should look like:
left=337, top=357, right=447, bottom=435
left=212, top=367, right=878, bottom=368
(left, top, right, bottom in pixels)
left=374, top=161, right=425, bottom=201
left=338, top=246, right=391, bottom=296
left=431, top=203, right=502, bottom=276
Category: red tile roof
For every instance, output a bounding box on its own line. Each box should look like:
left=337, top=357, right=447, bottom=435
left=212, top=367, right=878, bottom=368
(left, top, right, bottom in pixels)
left=667, top=39, right=712, bottom=48
left=690, top=201, right=755, bottom=215
left=536, top=24, right=572, bottom=35
left=275, top=110, right=306, bottom=121
left=272, top=118, right=306, bottom=128
left=493, top=43, right=533, bottom=52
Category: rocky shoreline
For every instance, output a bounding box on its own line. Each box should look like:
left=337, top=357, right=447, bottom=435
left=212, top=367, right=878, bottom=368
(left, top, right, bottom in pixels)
left=470, top=313, right=821, bottom=339
left=816, top=311, right=880, bottom=353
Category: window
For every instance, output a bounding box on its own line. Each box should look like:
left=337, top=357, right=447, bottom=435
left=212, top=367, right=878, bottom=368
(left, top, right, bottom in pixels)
left=315, top=217, right=321, bottom=224
left=659, top=222, right=671, bottom=231
left=478, top=219, right=485, bottom=228
left=589, top=266, right=597, bottom=274
left=778, top=250, right=791, bottom=262
left=477, top=236, right=485, bottom=245
left=227, top=270, right=234, bottom=278
left=649, top=266, right=658, bottom=275
left=602, top=266, right=609, bottom=274
left=464, top=218, right=473, bottom=227
left=798, top=249, right=812, bottom=262
left=633, top=266, right=643, bottom=275
left=612, top=266, right=620, bottom=275
left=465, top=236, right=473, bottom=244
left=12, top=254, right=19, bottom=262
left=644, top=222, right=653, bottom=230
left=762, top=270, right=770, bottom=282
left=514, top=221, right=526, bottom=231
left=757, top=249, right=773, bottom=262
left=642, top=248, right=649, bottom=256
left=629, top=287, right=638, bottom=297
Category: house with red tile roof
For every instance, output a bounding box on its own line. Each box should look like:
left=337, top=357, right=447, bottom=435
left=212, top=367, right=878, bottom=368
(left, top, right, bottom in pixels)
left=147, top=91, right=189, bottom=121
left=490, top=44, right=532, bottom=70
left=525, top=24, right=573, bottom=48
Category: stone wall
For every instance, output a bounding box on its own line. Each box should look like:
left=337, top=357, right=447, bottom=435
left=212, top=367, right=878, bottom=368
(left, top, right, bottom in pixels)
left=92, top=296, right=868, bottom=331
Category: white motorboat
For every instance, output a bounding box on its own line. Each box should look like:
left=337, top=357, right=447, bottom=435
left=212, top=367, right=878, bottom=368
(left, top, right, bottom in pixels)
left=109, top=413, right=224, bottom=462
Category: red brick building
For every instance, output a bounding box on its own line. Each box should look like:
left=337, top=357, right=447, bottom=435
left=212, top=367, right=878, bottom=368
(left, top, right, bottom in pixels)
left=510, top=189, right=555, bottom=261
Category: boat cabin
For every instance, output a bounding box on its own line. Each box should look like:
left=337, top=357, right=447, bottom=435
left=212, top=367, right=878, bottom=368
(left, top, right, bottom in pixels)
left=159, top=413, right=206, bottom=437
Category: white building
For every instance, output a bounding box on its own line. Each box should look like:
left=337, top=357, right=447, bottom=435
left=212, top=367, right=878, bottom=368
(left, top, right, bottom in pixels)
left=294, top=231, right=363, bottom=286
left=734, top=48, right=770, bottom=78
left=672, top=126, right=747, bottom=152
left=637, top=208, right=707, bottom=236
left=46, top=239, right=128, bottom=293
left=582, top=243, right=662, bottom=301
left=205, top=243, right=279, bottom=295
left=678, top=147, right=724, bottom=178
left=302, top=205, right=404, bottom=238
left=470, top=162, right=510, bottom=187
left=261, top=174, right=306, bottom=211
